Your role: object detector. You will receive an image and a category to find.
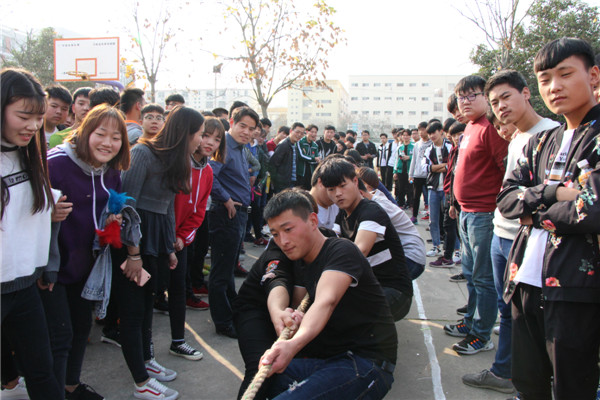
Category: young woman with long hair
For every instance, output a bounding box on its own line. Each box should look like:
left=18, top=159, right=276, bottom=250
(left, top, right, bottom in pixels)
left=1, top=68, right=62, bottom=399
left=118, top=106, right=204, bottom=400
left=46, top=103, right=131, bottom=400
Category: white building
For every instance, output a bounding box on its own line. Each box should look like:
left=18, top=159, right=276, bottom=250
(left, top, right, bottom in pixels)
left=348, top=75, right=465, bottom=132
left=154, top=88, right=259, bottom=113
left=1, top=27, right=27, bottom=62
left=287, top=80, right=350, bottom=131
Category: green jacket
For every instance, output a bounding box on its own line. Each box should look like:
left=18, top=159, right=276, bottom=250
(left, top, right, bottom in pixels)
left=48, top=127, right=73, bottom=149
left=296, top=136, right=319, bottom=177
left=394, top=142, right=414, bottom=174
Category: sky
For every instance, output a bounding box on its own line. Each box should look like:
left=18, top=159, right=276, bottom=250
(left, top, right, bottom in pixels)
left=2, top=0, right=600, bottom=105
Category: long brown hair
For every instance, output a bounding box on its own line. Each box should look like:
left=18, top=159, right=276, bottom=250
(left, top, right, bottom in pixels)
left=1, top=68, right=52, bottom=218
left=67, top=104, right=130, bottom=170
left=139, top=106, right=204, bottom=193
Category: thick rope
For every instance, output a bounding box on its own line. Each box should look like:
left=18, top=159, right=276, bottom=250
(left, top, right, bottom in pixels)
left=241, top=293, right=312, bottom=400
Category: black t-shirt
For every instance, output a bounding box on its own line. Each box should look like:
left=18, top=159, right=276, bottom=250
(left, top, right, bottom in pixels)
left=316, top=139, right=336, bottom=159
left=232, top=240, right=295, bottom=314
left=355, top=141, right=377, bottom=168
left=335, top=198, right=413, bottom=295
left=297, top=238, right=398, bottom=363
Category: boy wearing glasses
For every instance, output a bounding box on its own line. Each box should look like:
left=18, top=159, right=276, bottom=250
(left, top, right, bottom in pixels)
left=140, top=104, right=166, bottom=141
left=443, top=75, right=509, bottom=355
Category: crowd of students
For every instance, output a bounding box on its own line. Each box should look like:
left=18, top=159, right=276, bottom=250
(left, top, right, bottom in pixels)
left=1, top=36, right=600, bottom=400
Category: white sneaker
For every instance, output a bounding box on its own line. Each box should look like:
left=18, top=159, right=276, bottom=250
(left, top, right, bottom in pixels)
left=493, top=325, right=500, bottom=335
left=1, top=377, right=29, bottom=399
left=453, top=250, right=461, bottom=264
left=145, top=358, right=177, bottom=382
left=426, top=246, right=441, bottom=257
left=134, top=378, right=178, bottom=400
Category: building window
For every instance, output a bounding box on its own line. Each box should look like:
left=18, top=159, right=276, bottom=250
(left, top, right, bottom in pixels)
left=362, top=111, right=369, bottom=115
left=384, top=111, right=392, bottom=115
left=396, top=96, right=404, bottom=101
left=421, top=97, right=429, bottom=101
left=351, top=110, right=358, bottom=115
left=362, top=97, right=369, bottom=101
left=374, top=83, right=381, bottom=87
left=409, top=83, right=417, bottom=87
left=351, top=83, right=358, bottom=87
left=385, top=83, right=392, bottom=87
left=422, top=83, right=430, bottom=87
left=396, top=111, right=404, bottom=116
left=351, top=97, right=358, bottom=101
left=373, top=111, right=381, bottom=115
left=396, top=83, right=404, bottom=87
left=409, top=111, right=416, bottom=116
left=434, top=88, right=443, bottom=97
left=303, top=100, right=312, bottom=107
left=374, top=97, right=380, bottom=101
left=384, top=96, right=392, bottom=101
left=409, top=97, right=416, bottom=101
left=362, top=83, right=369, bottom=87
left=321, top=99, right=332, bottom=104
left=434, top=102, right=443, bottom=112
left=421, top=111, right=429, bottom=116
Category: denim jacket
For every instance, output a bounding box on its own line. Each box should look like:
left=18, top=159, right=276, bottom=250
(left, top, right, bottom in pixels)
left=82, top=204, right=141, bottom=318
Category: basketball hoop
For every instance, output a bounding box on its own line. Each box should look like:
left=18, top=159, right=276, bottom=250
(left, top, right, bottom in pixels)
left=66, top=71, right=91, bottom=80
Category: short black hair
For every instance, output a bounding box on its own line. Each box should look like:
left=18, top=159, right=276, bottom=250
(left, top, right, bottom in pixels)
left=333, top=133, right=340, bottom=140
left=229, top=101, right=248, bottom=117
left=343, top=148, right=361, bottom=165
left=449, top=122, right=466, bottom=136
left=166, top=93, right=185, bottom=104
left=45, top=84, right=72, bottom=105
left=232, top=106, right=260, bottom=126
left=120, top=88, right=145, bottom=114
left=534, top=37, right=596, bottom=73
left=201, top=110, right=215, bottom=117
left=141, top=103, right=165, bottom=116
left=324, top=125, right=336, bottom=131
left=212, top=107, right=228, bottom=118
left=260, top=117, right=272, bottom=127
left=455, top=75, right=487, bottom=95
left=72, top=87, right=92, bottom=103
left=418, top=121, right=428, bottom=129
left=346, top=129, right=356, bottom=137
left=291, top=122, right=305, bottom=131
left=278, top=125, right=290, bottom=135
left=361, top=130, right=370, bottom=136
left=484, top=69, right=529, bottom=96
left=319, top=158, right=356, bottom=188
left=306, top=124, right=318, bottom=132
left=380, top=133, right=388, bottom=138
left=89, top=87, right=120, bottom=108
left=426, top=121, right=443, bottom=134
left=447, top=93, right=458, bottom=113
left=220, top=117, right=230, bottom=132
left=346, top=136, right=356, bottom=144
left=339, top=131, right=346, bottom=138
left=442, top=118, right=456, bottom=133
left=263, top=189, right=314, bottom=222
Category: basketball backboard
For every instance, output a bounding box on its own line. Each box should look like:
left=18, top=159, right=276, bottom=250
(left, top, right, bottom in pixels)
left=54, top=37, right=119, bottom=81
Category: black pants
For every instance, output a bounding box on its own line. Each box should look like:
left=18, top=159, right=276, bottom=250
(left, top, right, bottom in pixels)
left=1, top=284, right=63, bottom=399
left=186, top=216, right=209, bottom=299
left=442, top=201, right=459, bottom=259
left=412, top=178, right=428, bottom=217
left=380, top=166, right=393, bottom=192
left=170, top=248, right=188, bottom=340
left=233, top=307, right=277, bottom=400
left=395, top=172, right=412, bottom=207
left=112, top=248, right=163, bottom=384
left=512, top=283, right=600, bottom=400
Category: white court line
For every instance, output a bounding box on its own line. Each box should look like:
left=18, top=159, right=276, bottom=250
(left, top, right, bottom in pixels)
left=413, top=280, right=446, bottom=400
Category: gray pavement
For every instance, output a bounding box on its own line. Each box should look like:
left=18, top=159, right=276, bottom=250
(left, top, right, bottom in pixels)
left=81, top=216, right=512, bottom=400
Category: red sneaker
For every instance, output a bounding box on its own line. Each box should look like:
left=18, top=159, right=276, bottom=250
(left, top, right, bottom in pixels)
left=254, top=237, right=268, bottom=246
left=193, top=286, right=208, bottom=296
left=186, top=297, right=209, bottom=310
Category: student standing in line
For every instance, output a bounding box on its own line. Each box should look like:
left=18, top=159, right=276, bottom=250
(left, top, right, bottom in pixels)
left=1, top=68, right=63, bottom=400
left=118, top=106, right=204, bottom=400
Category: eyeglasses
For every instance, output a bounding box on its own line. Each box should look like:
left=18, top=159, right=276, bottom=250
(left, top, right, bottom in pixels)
left=143, top=114, right=165, bottom=122
left=457, top=92, right=484, bottom=103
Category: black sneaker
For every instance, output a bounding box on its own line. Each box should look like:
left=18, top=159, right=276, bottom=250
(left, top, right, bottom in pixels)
left=154, top=297, right=169, bottom=315
left=216, top=325, right=238, bottom=339
left=65, top=383, right=104, bottom=400
left=234, top=262, right=248, bottom=277
left=100, top=327, right=121, bottom=348
left=456, top=304, right=468, bottom=316
left=449, top=273, right=467, bottom=283
left=169, top=342, right=204, bottom=361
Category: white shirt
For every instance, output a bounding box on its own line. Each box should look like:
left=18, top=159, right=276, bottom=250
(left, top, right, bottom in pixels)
left=317, top=203, right=339, bottom=230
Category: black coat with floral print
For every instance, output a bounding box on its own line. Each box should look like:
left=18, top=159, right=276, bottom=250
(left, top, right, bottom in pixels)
left=497, top=104, right=600, bottom=304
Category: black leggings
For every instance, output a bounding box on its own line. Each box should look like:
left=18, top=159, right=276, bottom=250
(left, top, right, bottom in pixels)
left=170, top=248, right=188, bottom=340
left=412, top=178, right=428, bottom=217
left=112, top=248, right=166, bottom=383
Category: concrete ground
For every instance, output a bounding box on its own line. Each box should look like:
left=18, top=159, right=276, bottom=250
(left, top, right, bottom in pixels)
left=81, top=214, right=513, bottom=400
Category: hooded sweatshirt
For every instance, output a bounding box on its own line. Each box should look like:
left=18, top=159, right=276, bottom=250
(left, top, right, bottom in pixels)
left=174, top=156, right=213, bottom=246
left=47, top=143, right=122, bottom=285
left=408, top=139, right=431, bottom=179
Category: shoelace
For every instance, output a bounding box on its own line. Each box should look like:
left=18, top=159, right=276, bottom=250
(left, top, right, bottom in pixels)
left=145, top=378, right=168, bottom=393
left=176, top=342, right=197, bottom=354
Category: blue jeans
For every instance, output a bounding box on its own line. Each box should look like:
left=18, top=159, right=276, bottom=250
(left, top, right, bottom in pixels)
left=208, top=203, right=248, bottom=330
left=406, top=258, right=424, bottom=280
left=490, top=234, right=513, bottom=379
left=460, top=211, right=496, bottom=342
left=269, top=351, right=394, bottom=400
left=428, top=190, right=445, bottom=247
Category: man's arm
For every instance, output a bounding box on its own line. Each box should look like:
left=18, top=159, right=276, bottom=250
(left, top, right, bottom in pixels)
left=261, top=270, right=352, bottom=375
left=354, top=229, right=377, bottom=257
